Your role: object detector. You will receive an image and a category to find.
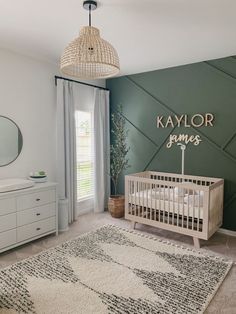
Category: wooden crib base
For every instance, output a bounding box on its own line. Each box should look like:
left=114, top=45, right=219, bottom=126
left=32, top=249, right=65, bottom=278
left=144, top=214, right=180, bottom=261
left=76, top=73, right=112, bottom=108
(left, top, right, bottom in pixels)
left=193, top=237, right=201, bottom=249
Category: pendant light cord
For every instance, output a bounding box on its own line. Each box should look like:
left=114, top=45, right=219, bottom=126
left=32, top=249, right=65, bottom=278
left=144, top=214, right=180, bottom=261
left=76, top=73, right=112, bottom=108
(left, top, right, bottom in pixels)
left=89, top=4, right=92, bottom=26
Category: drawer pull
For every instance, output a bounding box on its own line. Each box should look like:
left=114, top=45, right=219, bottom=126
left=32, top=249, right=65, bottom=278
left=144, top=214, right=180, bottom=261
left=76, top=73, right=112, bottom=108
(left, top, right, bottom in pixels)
left=36, top=198, right=41, bottom=201
left=36, top=227, right=41, bottom=231
left=36, top=213, right=41, bottom=216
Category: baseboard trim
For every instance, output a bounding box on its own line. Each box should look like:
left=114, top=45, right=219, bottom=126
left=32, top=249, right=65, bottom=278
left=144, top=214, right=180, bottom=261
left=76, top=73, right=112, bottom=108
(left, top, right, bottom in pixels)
left=58, top=227, right=69, bottom=232
left=77, top=207, right=93, bottom=216
left=218, top=228, right=236, bottom=237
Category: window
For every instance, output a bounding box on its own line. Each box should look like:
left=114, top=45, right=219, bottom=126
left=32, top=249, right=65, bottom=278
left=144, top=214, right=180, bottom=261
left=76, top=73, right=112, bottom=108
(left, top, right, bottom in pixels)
left=75, top=111, right=93, bottom=201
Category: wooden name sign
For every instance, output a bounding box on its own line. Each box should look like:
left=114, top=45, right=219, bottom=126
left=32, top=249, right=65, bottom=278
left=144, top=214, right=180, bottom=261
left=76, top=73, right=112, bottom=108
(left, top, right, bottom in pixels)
left=156, top=113, right=215, bottom=148
left=157, top=113, right=214, bottom=128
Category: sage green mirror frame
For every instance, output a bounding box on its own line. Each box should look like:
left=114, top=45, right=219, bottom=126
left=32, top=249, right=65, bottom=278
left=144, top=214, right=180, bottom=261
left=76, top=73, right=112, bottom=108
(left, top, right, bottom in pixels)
left=0, top=116, right=23, bottom=167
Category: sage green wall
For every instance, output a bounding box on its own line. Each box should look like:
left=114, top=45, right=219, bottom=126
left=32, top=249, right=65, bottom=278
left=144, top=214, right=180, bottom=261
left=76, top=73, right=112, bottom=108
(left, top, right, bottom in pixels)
left=107, top=56, right=236, bottom=231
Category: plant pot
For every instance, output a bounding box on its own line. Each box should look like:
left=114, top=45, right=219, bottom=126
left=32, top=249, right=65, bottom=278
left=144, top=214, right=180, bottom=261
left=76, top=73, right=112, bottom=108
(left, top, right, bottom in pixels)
left=108, top=195, right=125, bottom=218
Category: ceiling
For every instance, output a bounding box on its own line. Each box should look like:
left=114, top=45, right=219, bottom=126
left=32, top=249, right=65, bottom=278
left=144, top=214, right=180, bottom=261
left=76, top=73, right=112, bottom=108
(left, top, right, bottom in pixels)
left=0, top=0, right=235, bottom=76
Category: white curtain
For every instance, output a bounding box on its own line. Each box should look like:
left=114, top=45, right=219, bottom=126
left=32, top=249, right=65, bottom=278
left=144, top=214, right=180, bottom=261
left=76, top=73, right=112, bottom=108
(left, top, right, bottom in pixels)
left=93, top=88, right=110, bottom=213
left=56, top=80, right=77, bottom=223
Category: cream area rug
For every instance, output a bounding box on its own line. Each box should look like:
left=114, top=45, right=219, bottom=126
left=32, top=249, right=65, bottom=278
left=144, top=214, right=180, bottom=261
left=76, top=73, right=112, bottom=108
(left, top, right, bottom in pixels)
left=0, top=225, right=232, bottom=314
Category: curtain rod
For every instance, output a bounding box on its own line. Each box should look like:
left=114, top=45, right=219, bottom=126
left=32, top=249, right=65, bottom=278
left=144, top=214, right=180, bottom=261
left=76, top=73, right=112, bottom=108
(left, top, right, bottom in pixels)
left=54, top=75, right=109, bottom=91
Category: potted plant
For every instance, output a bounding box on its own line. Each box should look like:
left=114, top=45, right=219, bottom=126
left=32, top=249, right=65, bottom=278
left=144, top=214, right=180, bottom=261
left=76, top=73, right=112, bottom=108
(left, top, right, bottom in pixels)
left=109, top=105, right=130, bottom=218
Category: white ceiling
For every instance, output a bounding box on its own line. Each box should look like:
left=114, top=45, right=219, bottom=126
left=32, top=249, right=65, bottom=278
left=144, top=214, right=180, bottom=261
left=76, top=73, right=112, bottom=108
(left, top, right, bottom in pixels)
left=0, top=0, right=236, bottom=76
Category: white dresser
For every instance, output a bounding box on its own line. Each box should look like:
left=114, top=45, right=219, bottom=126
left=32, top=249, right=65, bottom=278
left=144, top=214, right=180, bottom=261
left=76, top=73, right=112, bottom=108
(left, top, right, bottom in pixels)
left=0, top=182, right=58, bottom=253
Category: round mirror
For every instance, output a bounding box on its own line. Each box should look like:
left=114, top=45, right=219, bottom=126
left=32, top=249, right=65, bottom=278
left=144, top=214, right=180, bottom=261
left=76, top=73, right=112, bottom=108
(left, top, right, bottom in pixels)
left=0, top=116, right=23, bottom=166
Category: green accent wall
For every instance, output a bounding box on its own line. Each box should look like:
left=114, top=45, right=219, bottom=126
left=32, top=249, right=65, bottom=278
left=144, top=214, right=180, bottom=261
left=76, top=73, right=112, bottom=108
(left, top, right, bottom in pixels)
left=107, top=56, right=236, bottom=231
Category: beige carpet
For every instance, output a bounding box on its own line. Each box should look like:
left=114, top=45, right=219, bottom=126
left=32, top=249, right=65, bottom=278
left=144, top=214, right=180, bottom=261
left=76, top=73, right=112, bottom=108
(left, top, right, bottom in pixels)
left=0, top=225, right=232, bottom=314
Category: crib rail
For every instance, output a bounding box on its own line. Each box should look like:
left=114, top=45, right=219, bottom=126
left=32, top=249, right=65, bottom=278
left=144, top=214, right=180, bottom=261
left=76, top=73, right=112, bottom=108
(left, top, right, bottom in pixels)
left=125, top=171, right=223, bottom=240
left=147, top=171, right=221, bottom=187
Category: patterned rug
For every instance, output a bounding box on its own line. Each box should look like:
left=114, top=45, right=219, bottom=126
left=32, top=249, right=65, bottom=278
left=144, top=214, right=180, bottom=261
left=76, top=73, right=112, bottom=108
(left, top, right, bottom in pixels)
left=0, top=225, right=232, bottom=314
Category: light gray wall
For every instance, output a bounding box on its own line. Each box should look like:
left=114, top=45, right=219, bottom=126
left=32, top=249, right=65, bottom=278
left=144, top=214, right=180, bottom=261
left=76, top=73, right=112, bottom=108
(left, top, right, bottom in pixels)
left=0, top=48, right=105, bottom=181
left=0, top=48, right=58, bottom=180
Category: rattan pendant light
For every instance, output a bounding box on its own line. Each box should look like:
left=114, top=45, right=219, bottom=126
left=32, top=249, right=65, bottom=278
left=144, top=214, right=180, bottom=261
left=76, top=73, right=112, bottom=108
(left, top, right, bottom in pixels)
left=60, top=0, right=120, bottom=79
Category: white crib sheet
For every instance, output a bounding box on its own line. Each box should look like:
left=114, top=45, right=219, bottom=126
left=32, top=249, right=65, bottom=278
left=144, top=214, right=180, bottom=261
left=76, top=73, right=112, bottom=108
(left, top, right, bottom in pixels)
left=129, top=189, right=203, bottom=219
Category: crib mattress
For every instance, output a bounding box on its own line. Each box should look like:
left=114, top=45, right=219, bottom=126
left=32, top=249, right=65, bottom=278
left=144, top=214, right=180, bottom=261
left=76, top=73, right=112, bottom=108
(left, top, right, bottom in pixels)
left=129, top=191, right=203, bottom=220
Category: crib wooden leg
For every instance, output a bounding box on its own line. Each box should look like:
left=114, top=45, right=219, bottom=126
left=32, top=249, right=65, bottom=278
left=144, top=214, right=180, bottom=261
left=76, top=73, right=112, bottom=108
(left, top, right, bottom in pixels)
left=193, top=237, right=200, bottom=249
left=131, top=221, right=136, bottom=229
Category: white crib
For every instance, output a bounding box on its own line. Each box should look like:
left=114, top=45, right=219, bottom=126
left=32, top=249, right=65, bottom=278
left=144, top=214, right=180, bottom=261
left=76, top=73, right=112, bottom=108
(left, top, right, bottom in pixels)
left=125, top=171, right=224, bottom=248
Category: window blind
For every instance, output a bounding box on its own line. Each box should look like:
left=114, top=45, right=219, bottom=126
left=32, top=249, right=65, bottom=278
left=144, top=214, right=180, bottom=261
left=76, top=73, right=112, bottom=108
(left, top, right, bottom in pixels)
left=75, top=110, right=94, bottom=201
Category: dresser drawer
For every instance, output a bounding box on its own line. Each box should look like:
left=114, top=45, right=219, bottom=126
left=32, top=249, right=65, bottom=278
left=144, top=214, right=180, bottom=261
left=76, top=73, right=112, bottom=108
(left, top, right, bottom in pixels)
left=17, top=189, right=56, bottom=211
left=0, top=213, right=16, bottom=233
left=0, top=229, right=17, bottom=250
left=0, top=197, right=16, bottom=216
left=17, top=217, right=56, bottom=242
left=17, top=203, right=56, bottom=227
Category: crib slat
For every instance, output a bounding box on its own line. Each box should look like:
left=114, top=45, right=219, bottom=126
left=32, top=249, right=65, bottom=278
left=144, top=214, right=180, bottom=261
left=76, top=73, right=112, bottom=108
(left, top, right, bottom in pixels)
left=149, top=183, right=151, bottom=219
left=127, top=180, right=129, bottom=214
left=154, top=184, right=157, bottom=221
left=163, top=185, right=165, bottom=223
left=192, top=189, right=195, bottom=230
left=197, top=192, right=200, bottom=231
left=177, top=187, right=179, bottom=227
left=138, top=181, right=140, bottom=218
left=133, top=180, right=135, bottom=216
left=171, top=187, right=174, bottom=225
left=167, top=187, right=170, bottom=225
left=197, top=191, right=200, bottom=231
left=187, top=188, right=189, bottom=229
left=128, top=180, right=130, bottom=214
left=129, top=180, right=131, bottom=214
left=131, top=181, right=133, bottom=214
left=130, top=180, right=132, bottom=214
left=132, top=180, right=133, bottom=216
left=182, top=189, right=184, bottom=228
left=146, top=183, right=148, bottom=218
left=141, top=182, right=143, bottom=217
